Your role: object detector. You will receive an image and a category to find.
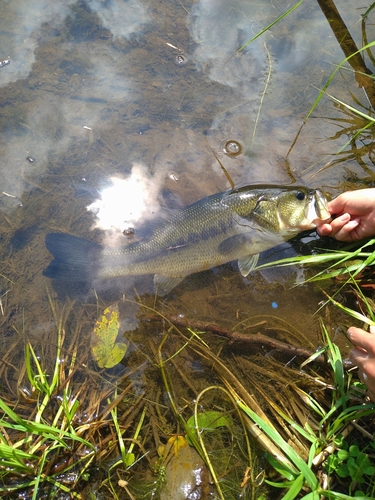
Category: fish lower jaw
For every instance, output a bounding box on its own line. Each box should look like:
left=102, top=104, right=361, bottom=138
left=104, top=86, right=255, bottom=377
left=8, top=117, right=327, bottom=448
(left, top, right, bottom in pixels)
left=310, top=216, right=332, bottom=228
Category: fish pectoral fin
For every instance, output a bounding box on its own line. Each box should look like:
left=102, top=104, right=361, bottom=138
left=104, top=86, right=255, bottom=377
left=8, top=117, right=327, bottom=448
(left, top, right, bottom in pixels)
left=218, top=234, right=253, bottom=256
left=218, top=234, right=260, bottom=276
left=154, top=274, right=185, bottom=296
left=238, top=254, right=259, bottom=277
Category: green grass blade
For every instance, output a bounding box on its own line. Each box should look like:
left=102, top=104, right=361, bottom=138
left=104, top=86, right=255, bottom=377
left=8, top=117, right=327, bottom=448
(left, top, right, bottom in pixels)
left=323, top=92, right=375, bottom=123
left=363, top=2, right=375, bottom=17
left=306, top=41, right=375, bottom=119
left=280, top=473, right=304, bottom=500
left=323, top=294, right=375, bottom=327
left=319, top=492, right=371, bottom=500
left=237, top=0, right=304, bottom=52
left=237, top=400, right=318, bottom=490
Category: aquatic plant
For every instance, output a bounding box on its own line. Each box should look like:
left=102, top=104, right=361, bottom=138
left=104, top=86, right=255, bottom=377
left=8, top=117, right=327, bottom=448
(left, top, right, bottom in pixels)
left=0, top=298, right=144, bottom=499
left=129, top=277, right=375, bottom=500
left=255, top=236, right=375, bottom=285
left=236, top=0, right=375, bottom=173
left=233, top=318, right=375, bottom=499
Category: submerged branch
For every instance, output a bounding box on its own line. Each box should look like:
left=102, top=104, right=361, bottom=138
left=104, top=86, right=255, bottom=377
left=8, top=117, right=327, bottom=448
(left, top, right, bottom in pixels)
left=317, top=0, right=375, bottom=108
left=148, top=314, right=327, bottom=366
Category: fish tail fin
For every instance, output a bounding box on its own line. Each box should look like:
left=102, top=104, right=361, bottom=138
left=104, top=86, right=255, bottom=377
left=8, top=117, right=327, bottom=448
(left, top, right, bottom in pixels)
left=43, top=233, right=101, bottom=282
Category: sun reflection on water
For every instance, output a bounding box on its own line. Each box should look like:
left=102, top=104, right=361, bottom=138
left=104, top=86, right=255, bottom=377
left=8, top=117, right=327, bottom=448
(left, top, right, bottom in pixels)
left=87, top=164, right=167, bottom=244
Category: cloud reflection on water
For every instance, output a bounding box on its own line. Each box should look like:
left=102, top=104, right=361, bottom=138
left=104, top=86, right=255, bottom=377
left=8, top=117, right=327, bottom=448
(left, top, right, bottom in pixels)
left=0, top=0, right=361, bottom=225
left=187, top=0, right=265, bottom=88
left=87, top=0, right=151, bottom=39
left=0, top=0, right=76, bottom=86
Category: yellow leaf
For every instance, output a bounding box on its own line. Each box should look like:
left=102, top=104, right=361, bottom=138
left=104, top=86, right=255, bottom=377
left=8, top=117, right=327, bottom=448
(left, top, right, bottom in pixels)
left=92, top=305, right=127, bottom=368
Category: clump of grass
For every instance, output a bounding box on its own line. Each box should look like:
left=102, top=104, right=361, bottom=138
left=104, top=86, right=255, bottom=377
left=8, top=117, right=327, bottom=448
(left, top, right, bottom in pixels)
left=140, top=296, right=373, bottom=499
left=255, top=237, right=375, bottom=285
left=0, top=299, right=144, bottom=499
left=231, top=321, right=375, bottom=499
left=137, top=280, right=375, bottom=499
left=226, top=284, right=375, bottom=499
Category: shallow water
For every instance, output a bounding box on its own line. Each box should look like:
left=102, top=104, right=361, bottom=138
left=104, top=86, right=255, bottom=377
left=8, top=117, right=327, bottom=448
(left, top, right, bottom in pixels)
left=0, top=0, right=375, bottom=497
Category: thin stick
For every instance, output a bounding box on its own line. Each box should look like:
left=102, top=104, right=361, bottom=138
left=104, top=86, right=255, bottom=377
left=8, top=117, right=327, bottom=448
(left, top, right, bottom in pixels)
left=147, top=314, right=327, bottom=366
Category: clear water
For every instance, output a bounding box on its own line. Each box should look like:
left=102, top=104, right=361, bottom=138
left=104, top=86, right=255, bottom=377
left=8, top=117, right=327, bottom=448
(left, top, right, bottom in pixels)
left=1, top=0, right=372, bottom=325
left=0, top=0, right=374, bottom=496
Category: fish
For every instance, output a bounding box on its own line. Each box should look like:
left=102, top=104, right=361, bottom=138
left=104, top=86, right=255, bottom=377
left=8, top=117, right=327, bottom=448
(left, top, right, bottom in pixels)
left=43, top=184, right=331, bottom=295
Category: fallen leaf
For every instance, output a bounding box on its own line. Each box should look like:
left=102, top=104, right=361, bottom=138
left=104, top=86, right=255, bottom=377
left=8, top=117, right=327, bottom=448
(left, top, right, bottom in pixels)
left=92, top=305, right=127, bottom=368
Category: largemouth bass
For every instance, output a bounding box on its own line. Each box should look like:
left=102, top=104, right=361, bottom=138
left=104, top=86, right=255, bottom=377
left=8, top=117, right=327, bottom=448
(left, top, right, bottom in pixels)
left=43, top=184, right=330, bottom=295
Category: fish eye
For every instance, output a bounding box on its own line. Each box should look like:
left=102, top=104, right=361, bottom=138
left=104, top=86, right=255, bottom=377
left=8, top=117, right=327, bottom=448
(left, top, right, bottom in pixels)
left=295, top=191, right=305, bottom=201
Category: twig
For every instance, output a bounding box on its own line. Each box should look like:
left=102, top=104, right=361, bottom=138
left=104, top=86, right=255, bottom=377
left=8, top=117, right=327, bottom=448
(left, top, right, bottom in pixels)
left=148, top=315, right=327, bottom=366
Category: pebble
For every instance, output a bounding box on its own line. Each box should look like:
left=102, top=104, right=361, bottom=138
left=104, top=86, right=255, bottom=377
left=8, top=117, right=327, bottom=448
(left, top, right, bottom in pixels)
left=0, top=59, right=10, bottom=68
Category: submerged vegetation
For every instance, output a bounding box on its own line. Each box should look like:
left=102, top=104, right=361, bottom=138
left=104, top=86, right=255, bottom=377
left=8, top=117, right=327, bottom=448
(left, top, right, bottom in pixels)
left=0, top=299, right=144, bottom=499
left=1, top=290, right=375, bottom=499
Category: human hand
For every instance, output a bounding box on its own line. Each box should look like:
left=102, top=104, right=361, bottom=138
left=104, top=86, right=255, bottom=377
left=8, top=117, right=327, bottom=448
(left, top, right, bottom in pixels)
left=317, top=189, right=375, bottom=242
left=348, top=325, right=375, bottom=401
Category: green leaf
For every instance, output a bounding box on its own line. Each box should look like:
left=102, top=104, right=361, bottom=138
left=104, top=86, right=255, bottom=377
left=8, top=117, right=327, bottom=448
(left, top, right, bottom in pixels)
left=266, top=454, right=297, bottom=481
left=337, top=450, right=350, bottom=461
left=349, top=445, right=360, bottom=457
left=320, top=492, right=370, bottom=500
left=0, top=443, right=37, bottom=462
left=336, top=464, right=349, bottom=478
left=186, top=410, right=232, bottom=445
left=187, top=410, right=232, bottom=432
left=92, top=305, right=127, bottom=368
left=301, top=491, right=320, bottom=500
left=125, top=452, right=135, bottom=467
left=237, top=400, right=318, bottom=490
left=266, top=479, right=299, bottom=488
left=281, top=473, right=304, bottom=500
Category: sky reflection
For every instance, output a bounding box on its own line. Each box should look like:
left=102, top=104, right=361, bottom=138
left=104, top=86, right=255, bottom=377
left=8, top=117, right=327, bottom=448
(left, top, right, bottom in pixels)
left=0, top=0, right=372, bottom=225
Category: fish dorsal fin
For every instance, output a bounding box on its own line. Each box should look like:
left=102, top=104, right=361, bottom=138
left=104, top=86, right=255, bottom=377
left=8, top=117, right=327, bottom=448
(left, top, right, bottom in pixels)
left=154, top=274, right=185, bottom=296
left=238, top=254, right=259, bottom=277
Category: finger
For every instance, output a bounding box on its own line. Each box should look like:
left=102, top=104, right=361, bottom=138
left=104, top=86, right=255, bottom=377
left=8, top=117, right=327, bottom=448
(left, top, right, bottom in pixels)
left=324, top=214, right=350, bottom=234
left=366, top=387, right=375, bottom=402
left=316, top=223, right=332, bottom=237
left=356, top=355, right=375, bottom=379
left=316, top=214, right=351, bottom=237
left=349, top=346, right=369, bottom=365
left=348, top=327, right=375, bottom=356
left=358, top=369, right=375, bottom=400
left=359, top=370, right=370, bottom=386
left=330, top=218, right=360, bottom=241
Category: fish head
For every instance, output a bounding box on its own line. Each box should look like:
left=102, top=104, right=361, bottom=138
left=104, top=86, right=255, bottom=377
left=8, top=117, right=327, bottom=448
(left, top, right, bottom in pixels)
left=274, top=187, right=331, bottom=233
left=225, top=185, right=331, bottom=235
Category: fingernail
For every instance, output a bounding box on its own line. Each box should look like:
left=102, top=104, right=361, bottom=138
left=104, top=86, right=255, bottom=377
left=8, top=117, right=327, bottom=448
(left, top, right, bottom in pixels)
left=350, top=218, right=360, bottom=226
left=338, top=213, right=351, bottom=222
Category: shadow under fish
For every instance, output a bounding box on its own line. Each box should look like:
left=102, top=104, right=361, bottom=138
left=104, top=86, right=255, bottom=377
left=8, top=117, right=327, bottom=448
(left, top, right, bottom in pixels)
left=43, top=184, right=331, bottom=296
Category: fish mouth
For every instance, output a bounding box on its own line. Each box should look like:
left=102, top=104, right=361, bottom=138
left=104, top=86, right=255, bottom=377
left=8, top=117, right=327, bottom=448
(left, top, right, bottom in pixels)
left=309, top=190, right=331, bottom=227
